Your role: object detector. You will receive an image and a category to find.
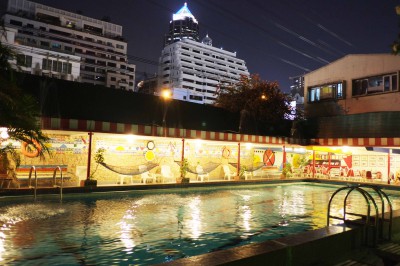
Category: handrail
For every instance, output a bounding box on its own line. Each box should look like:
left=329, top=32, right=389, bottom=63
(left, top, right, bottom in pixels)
left=359, top=185, right=393, bottom=240
left=28, top=166, right=38, bottom=201
left=52, top=166, right=64, bottom=201
left=327, top=184, right=393, bottom=246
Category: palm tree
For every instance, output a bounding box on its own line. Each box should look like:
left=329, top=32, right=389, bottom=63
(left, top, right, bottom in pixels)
left=0, top=30, right=49, bottom=181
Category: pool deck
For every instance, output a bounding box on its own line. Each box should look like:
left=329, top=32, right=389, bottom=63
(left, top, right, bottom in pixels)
left=2, top=177, right=400, bottom=265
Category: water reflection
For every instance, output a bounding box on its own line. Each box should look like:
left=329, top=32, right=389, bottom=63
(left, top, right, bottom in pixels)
left=188, top=196, right=202, bottom=239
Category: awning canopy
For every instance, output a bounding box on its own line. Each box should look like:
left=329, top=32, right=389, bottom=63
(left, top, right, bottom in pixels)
left=366, top=147, right=400, bottom=154
left=306, top=146, right=352, bottom=154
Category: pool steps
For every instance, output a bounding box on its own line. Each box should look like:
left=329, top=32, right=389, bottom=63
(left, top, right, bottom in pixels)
left=328, top=185, right=393, bottom=246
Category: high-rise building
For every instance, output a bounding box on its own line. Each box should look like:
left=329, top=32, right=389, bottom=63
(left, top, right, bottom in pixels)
left=158, top=3, right=249, bottom=104
left=289, top=75, right=304, bottom=106
left=2, top=0, right=135, bottom=90
left=164, top=2, right=199, bottom=46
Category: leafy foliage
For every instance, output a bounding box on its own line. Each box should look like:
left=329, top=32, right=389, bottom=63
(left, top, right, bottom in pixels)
left=0, top=33, right=49, bottom=160
left=90, top=148, right=106, bottom=179
left=215, top=74, right=292, bottom=132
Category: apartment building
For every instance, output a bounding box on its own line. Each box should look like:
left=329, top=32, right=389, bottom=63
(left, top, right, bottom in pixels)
left=300, top=53, right=400, bottom=138
left=304, top=54, right=400, bottom=117
left=2, top=0, right=135, bottom=90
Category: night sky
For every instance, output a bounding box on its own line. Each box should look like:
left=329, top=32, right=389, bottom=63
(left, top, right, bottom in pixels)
left=32, top=0, right=399, bottom=92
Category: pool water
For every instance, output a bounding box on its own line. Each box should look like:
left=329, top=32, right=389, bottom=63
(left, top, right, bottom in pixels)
left=1, top=183, right=399, bottom=265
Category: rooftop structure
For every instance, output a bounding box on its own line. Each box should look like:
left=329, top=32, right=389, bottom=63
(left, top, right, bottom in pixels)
left=164, top=2, right=199, bottom=46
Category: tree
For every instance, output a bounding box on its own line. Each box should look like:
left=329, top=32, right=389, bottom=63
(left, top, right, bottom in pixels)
left=0, top=32, right=49, bottom=163
left=215, top=74, right=292, bottom=134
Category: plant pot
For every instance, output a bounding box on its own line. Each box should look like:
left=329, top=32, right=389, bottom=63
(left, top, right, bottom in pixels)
left=83, top=179, right=97, bottom=187
left=180, top=177, right=190, bottom=183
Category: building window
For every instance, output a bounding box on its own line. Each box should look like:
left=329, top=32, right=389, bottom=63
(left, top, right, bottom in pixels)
left=16, top=54, right=32, bottom=68
left=42, top=59, right=51, bottom=71
left=352, top=73, right=398, bottom=96
left=62, top=62, right=72, bottom=74
left=52, top=43, right=61, bottom=49
left=41, top=41, right=50, bottom=47
left=10, top=19, right=23, bottom=26
left=308, top=82, right=345, bottom=103
left=189, top=95, right=203, bottom=101
left=42, top=59, right=71, bottom=74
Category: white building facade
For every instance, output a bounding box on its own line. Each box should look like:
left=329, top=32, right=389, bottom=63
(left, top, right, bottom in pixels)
left=3, top=0, right=135, bottom=90
left=158, top=4, right=249, bottom=105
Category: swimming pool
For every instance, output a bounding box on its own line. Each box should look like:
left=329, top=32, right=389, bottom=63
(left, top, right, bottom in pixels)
left=1, top=182, right=399, bottom=265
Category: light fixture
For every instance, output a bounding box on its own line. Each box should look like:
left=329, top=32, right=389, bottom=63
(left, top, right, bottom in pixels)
left=0, top=127, right=9, bottom=140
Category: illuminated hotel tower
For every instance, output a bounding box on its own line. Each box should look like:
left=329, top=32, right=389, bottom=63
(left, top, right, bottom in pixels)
left=159, top=3, right=249, bottom=104
left=164, top=2, right=199, bottom=46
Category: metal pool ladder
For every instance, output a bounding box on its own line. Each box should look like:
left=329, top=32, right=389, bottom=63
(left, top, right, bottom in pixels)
left=27, top=166, right=64, bottom=201
left=52, top=166, right=64, bottom=201
left=327, top=184, right=393, bottom=246
left=28, top=166, right=38, bottom=200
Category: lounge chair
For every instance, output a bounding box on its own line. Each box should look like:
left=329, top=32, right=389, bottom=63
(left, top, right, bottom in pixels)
left=196, top=165, right=209, bottom=182
left=223, top=165, right=236, bottom=180
left=161, top=165, right=175, bottom=183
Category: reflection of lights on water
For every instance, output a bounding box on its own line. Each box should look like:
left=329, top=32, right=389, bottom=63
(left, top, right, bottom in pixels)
left=241, top=205, right=252, bottom=231
left=240, top=195, right=252, bottom=231
left=118, top=211, right=136, bottom=252
left=0, top=230, right=5, bottom=262
left=188, top=197, right=202, bottom=239
left=279, top=191, right=306, bottom=217
left=119, top=221, right=135, bottom=252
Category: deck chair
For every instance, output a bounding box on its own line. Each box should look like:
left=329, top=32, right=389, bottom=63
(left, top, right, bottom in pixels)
left=161, top=165, right=175, bottom=183
left=140, top=165, right=155, bottom=183
left=223, top=165, right=236, bottom=181
left=119, top=174, right=133, bottom=185
left=243, top=170, right=252, bottom=180
left=196, top=165, right=209, bottom=182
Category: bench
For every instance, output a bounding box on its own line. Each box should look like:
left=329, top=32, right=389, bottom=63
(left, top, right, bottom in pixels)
left=16, top=165, right=70, bottom=187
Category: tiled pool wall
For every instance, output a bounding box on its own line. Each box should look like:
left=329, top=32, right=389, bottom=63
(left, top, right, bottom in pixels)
left=161, top=208, right=400, bottom=265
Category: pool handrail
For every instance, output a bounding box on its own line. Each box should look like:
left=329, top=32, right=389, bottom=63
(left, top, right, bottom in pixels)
left=52, top=166, right=64, bottom=201
left=28, top=166, right=38, bottom=200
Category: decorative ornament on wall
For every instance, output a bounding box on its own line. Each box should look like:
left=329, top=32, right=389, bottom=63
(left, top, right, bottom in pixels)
left=21, top=140, right=42, bottom=158
left=222, top=146, right=231, bottom=159
left=147, top=140, right=155, bottom=150
left=145, top=150, right=155, bottom=161
left=263, top=149, right=275, bottom=166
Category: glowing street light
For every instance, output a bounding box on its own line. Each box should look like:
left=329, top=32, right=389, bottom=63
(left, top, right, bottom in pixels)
left=0, top=127, right=9, bottom=140
left=161, top=88, right=172, bottom=137
left=161, top=88, right=172, bottom=100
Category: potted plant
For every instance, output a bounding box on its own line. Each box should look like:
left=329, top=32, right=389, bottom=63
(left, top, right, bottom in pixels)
left=84, top=148, right=105, bottom=187
left=281, top=162, right=292, bottom=179
left=179, top=158, right=190, bottom=183
left=239, top=166, right=247, bottom=180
